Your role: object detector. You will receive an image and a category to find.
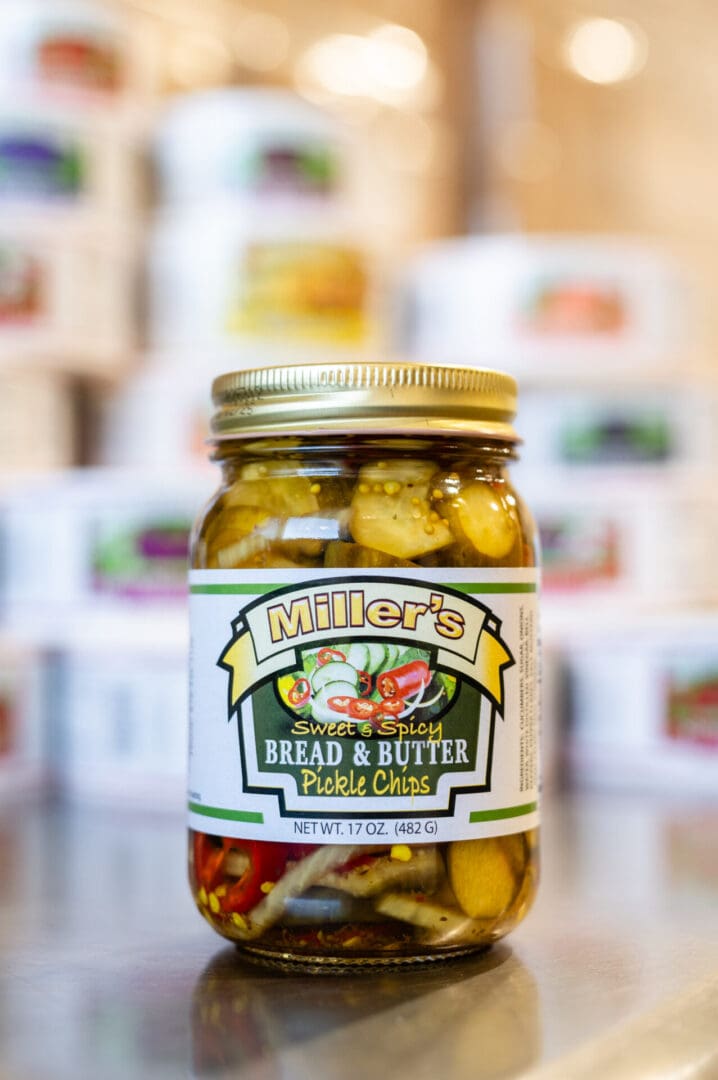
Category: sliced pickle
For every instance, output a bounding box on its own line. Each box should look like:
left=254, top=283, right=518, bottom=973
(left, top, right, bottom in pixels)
left=225, top=461, right=320, bottom=517
left=447, top=482, right=519, bottom=560
left=204, top=506, right=269, bottom=548
left=349, top=460, right=453, bottom=560
left=244, top=547, right=320, bottom=570
left=306, top=476, right=355, bottom=512
left=205, top=506, right=271, bottom=568
left=447, top=837, right=518, bottom=920
left=278, top=538, right=326, bottom=561
left=324, top=541, right=418, bottom=569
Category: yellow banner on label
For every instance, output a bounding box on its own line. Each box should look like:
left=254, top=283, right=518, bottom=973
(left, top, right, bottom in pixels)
left=476, top=629, right=512, bottom=707
left=219, top=625, right=511, bottom=715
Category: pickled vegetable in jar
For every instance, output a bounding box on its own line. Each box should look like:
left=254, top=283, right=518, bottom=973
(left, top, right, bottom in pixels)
left=189, top=362, right=540, bottom=969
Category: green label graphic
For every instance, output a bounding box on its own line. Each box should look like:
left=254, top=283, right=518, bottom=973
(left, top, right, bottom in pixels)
left=251, top=674, right=485, bottom=800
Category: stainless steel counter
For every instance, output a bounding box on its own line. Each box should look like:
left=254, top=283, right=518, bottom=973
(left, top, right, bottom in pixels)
left=1, top=792, right=717, bottom=1079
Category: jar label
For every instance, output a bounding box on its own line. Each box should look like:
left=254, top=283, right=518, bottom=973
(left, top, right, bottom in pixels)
left=188, top=568, right=540, bottom=843
left=226, top=243, right=368, bottom=345
left=0, top=134, right=84, bottom=199
left=37, top=36, right=121, bottom=93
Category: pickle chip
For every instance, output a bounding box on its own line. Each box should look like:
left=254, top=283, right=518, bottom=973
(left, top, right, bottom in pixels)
left=205, top=505, right=269, bottom=548
left=323, top=541, right=418, bottom=569
left=205, top=507, right=274, bottom=568
left=451, top=483, right=518, bottom=559
left=350, top=460, right=453, bottom=560
left=225, top=462, right=320, bottom=517
left=447, top=838, right=518, bottom=919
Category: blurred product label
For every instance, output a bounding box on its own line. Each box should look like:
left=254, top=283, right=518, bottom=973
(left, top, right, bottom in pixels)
left=566, top=629, right=718, bottom=794
left=0, top=247, right=43, bottom=323
left=0, top=648, right=45, bottom=797
left=559, top=411, right=672, bottom=465
left=402, top=236, right=686, bottom=371
left=539, top=515, right=621, bottom=590
left=0, top=692, right=13, bottom=758
left=0, top=132, right=84, bottom=198
left=240, top=141, right=338, bottom=196
left=227, top=243, right=368, bottom=344
left=37, top=33, right=120, bottom=93
left=154, top=89, right=346, bottom=207
left=666, top=669, right=718, bottom=750
left=517, top=389, right=711, bottom=470
left=1, top=470, right=208, bottom=611
left=518, top=277, right=628, bottom=335
left=91, top=518, right=191, bottom=600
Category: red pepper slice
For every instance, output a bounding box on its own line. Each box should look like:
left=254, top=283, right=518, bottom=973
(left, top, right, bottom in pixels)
left=377, top=660, right=431, bottom=699
left=317, top=647, right=346, bottom=665
left=287, top=677, right=311, bottom=707
left=193, top=832, right=227, bottom=891
left=287, top=843, right=319, bottom=860
left=379, top=696, right=406, bottom=716
left=358, top=670, right=372, bottom=696
left=347, top=698, right=381, bottom=721
left=328, top=695, right=353, bottom=713
left=220, top=839, right=289, bottom=914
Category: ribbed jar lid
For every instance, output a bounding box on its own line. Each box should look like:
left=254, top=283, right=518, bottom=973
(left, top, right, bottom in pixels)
left=211, top=362, right=519, bottom=442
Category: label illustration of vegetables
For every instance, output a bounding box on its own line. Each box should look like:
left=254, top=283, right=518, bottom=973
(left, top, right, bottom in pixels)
left=277, top=642, right=456, bottom=730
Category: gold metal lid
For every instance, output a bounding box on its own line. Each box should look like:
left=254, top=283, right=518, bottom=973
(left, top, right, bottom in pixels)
left=211, top=362, right=519, bottom=442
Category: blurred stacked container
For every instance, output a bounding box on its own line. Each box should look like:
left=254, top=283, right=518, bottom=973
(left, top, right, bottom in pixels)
left=401, top=233, right=718, bottom=792
left=1, top=464, right=203, bottom=810
left=0, top=0, right=152, bottom=462
left=0, top=0, right=157, bottom=804
left=105, top=87, right=379, bottom=471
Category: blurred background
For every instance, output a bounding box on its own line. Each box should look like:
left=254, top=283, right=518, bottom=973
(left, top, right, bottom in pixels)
left=0, top=0, right=717, bottom=812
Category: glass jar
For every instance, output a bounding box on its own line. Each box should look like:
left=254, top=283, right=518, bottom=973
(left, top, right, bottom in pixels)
left=188, top=362, right=540, bottom=969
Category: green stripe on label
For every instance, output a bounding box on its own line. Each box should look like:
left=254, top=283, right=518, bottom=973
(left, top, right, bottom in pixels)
left=190, top=582, right=536, bottom=595
left=450, top=583, right=537, bottom=594
left=469, top=801, right=538, bottom=823
left=188, top=802, right=264, bottom=824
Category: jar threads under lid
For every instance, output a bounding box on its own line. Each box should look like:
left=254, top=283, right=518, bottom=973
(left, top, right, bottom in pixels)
left=210, top=362, right=519, bottom=442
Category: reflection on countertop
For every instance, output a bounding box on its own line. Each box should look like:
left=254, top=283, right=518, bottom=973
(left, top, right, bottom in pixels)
left=192, top=945, right=539, bottom=1078
left=0, top=792, right=717, bottom=1079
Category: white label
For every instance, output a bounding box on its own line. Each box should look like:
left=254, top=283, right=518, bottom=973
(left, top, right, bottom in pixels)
left=188, top=567, right=540, bottom=843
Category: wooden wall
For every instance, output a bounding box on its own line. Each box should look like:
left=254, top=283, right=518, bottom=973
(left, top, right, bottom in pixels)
left=473, top=0, right=718, bottom=354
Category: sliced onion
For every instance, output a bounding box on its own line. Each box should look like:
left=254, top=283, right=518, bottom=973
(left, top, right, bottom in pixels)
left=398, top=685, right=445, bottom=718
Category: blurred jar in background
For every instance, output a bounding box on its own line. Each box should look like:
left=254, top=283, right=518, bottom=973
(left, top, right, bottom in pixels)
left=148, top=89, right=383, bottom=368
